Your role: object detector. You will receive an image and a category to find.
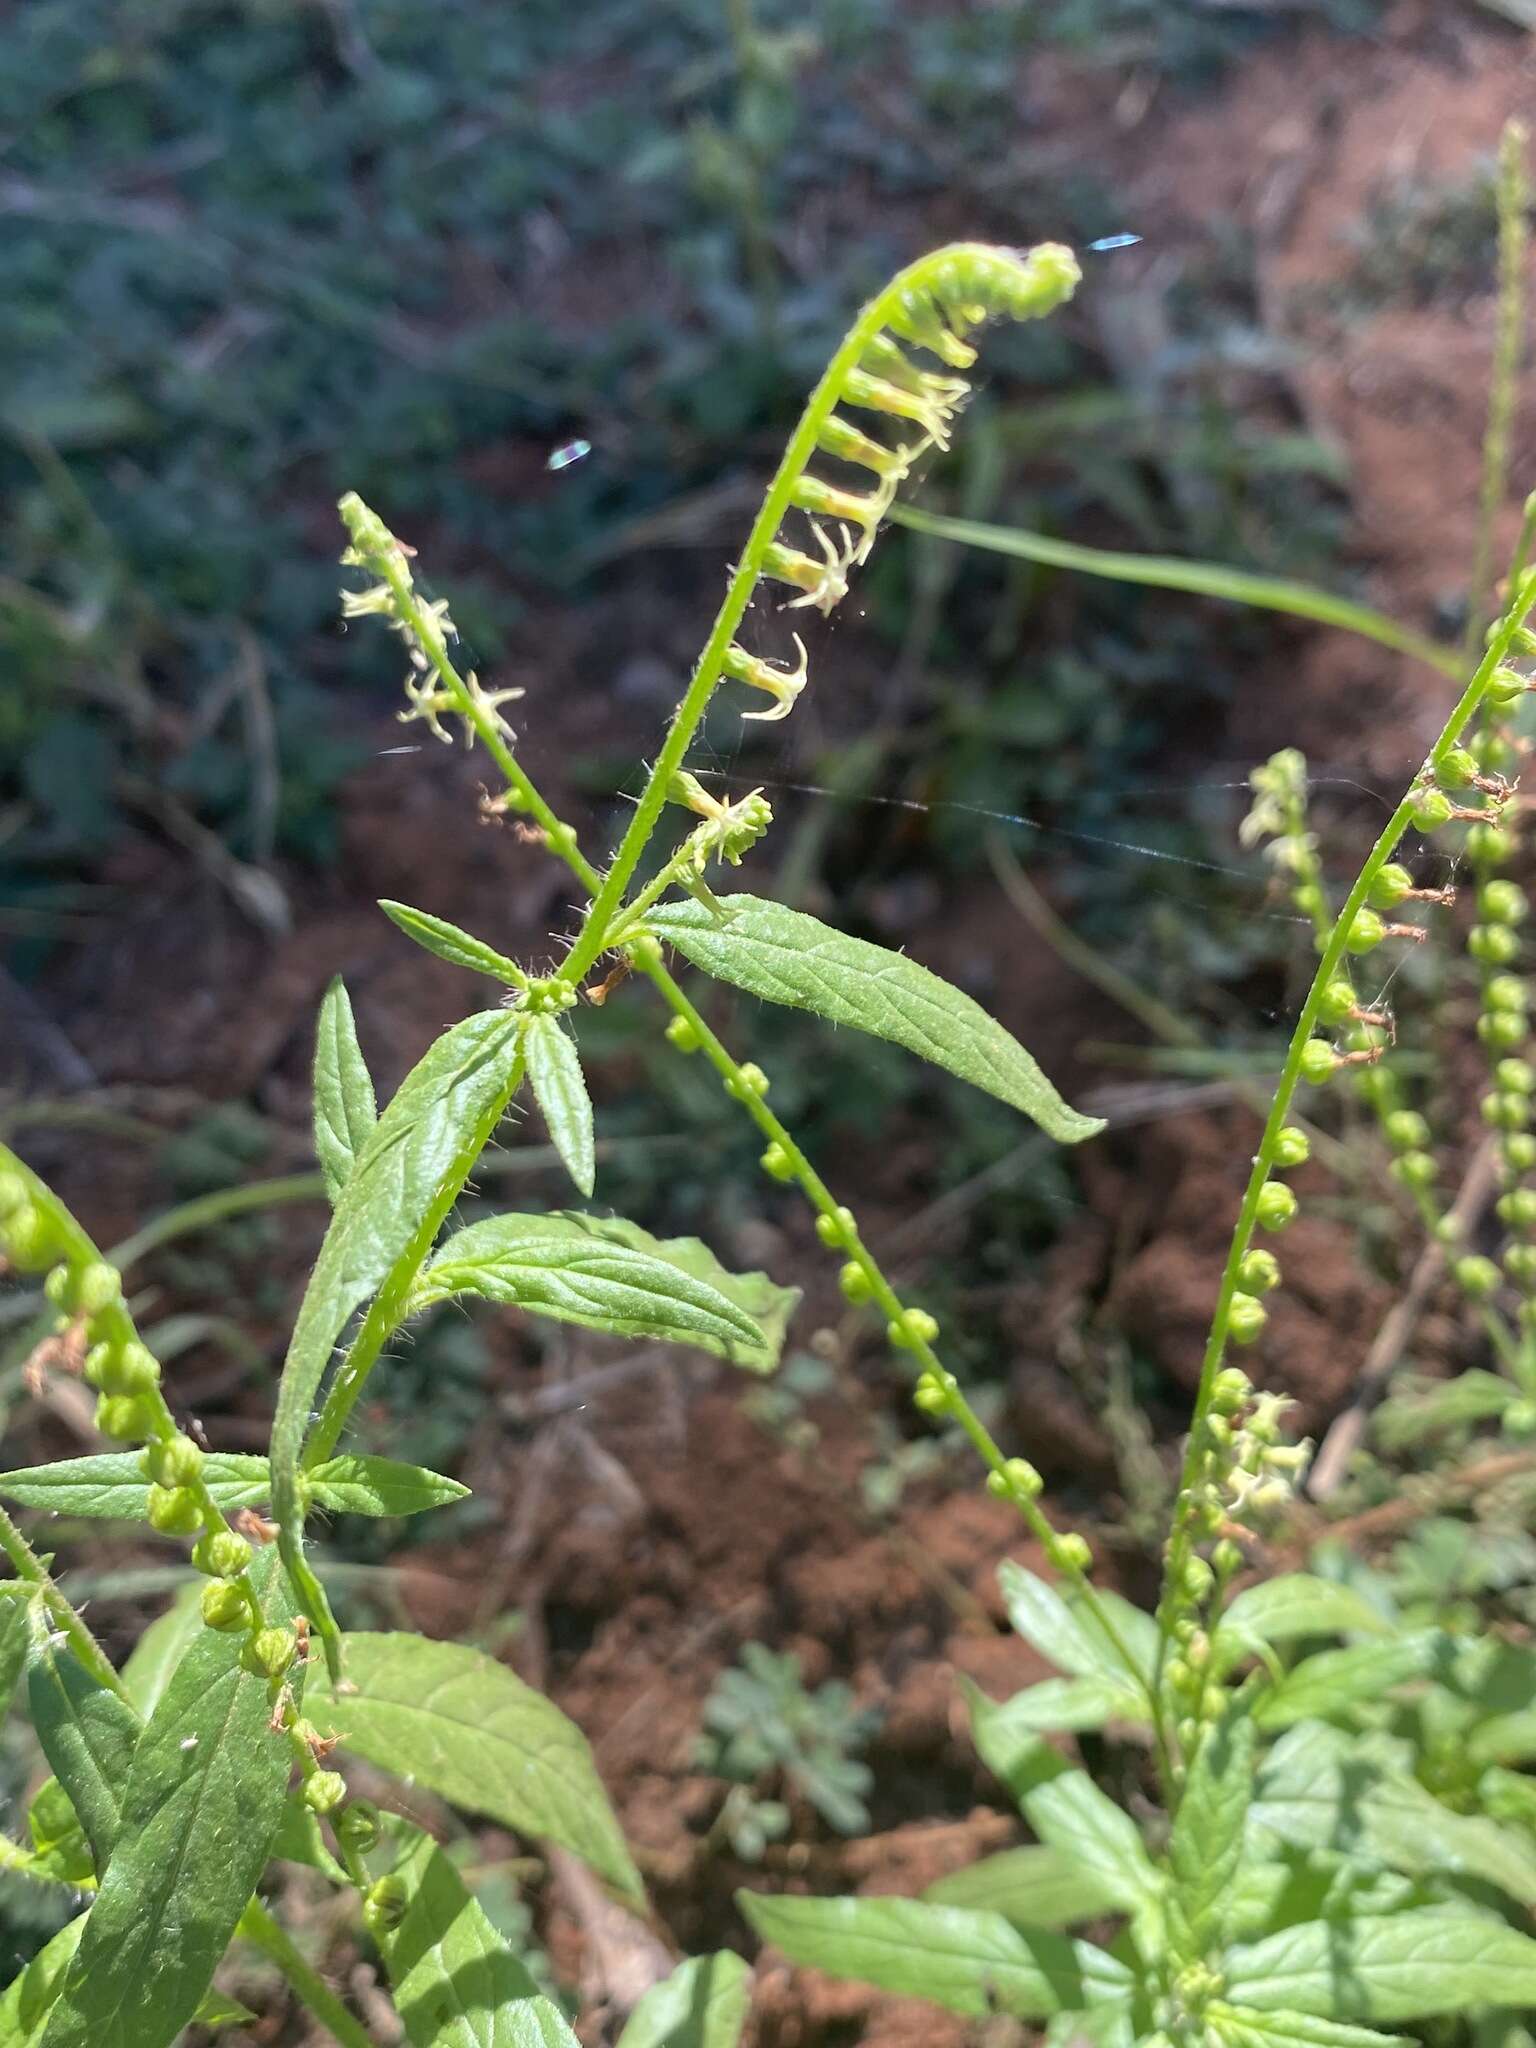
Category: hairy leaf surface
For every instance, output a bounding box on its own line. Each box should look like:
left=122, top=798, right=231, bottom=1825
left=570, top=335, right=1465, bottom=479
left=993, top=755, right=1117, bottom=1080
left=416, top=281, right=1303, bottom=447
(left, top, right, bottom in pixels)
left=0, top=1453, right=270, bottom=1520
left=418, top=1210, right=795, bottom=1371
left=308, top=1633, right=640, bottom=1901
left=27, top=1626, right=138, bottom=1873
left=523, top=1015, right=596, bottom=1197
left=307, top=1454, right=469, bottom=1517
left=380, top=901, right=526, bottom=987
left=648, top=896, right=1101, bottom=1143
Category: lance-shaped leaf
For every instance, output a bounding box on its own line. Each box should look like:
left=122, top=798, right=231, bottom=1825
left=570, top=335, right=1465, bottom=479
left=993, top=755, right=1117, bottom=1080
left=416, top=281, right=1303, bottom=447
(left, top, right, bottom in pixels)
left=1225, top=1908, right=1536, bottom=2021
left=0, top=1452, right=272, bottom=1521
left=307, top=1454, right=469, bottom=1518
left=0, top=1593, right=31, bottom=1723
left=382, top=1821, right=580, bottom=2048
left=122, top=1586, right=215, bottom=1718
left=737, top=1893, right=1131, bottom=2019
left=307, top=1632, right=641, bottom=1902
left=1255, top=1631, right=1453, bottom=1729
left=313, top=977, right=377, bottom=1203
left=416, top=1210, right=796, bottom=1372
left=1216, top=1574, right=1391, bottom=1666
left=0, top=1917, right=86, bottom=2044
left=924, top=1844, right=1125, bottom=1931
left=1210, top=2006, right=1411, bottom=2048
left=37, top=1550, right=301, bottom=2048
left=616, top=1954, right=752, bottom=2048
left=524, top=1014, right=596, bottom=1197
left=26, top=1621, right=139, bottom=1873
left=270, top=1008, right=524, bottom=1646
left=975, top=1732, right=1160, bottom=1914
left=381, top=900, right=526, bottom=987
left=997, top=1561, right=1157, bottom=1689
left=647, top=895, right=1101, bottom=1144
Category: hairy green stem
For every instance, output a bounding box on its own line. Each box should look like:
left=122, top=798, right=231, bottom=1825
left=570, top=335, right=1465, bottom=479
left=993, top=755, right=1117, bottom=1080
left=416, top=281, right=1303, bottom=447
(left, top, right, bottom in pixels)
left=0, top=1501, right=127, bottom=1703
left=240, top=1899, right=378, bottom=2048
left=1158, top=509, right=1536, bottom=1652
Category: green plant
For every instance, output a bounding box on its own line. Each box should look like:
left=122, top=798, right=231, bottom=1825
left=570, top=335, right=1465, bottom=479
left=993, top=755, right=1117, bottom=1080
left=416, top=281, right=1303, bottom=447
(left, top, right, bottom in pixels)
left=697, top=1643, right=881, bottom=1857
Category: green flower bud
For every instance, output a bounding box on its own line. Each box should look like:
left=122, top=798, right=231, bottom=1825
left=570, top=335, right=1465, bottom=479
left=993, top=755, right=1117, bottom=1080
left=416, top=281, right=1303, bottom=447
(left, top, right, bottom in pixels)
left=759, top=1142, right=795, bottom=1182
left=304, top=1771, right=348, bottom=1816
left=1412, top=788, right=1454, bottom=831
left=364, top=1875, right=409, bottom=1938
left=1165, top=1656, right=1192, bottom=1695
left=1471, top=924, right=1521, bottom=965
left=1255, top=1182, right=1298, bottom=1231
left=1318, top=978, right=1358, bottom=1024
left=1506, top=1399, right=1536, bottom=1442
left=76, top=1263, right=122, bottom=1318
left=1482, top=1091, right=1530, bottom=1131
left=1228, top=1295, right=1268, bottom=1345
left=986, top=1457, right=1043, bottom=1502
left=87, top=1339, right=158, bottom=1397
left=1210, top=1367, right=1252, bottom=1417
left=1343, top=909, right=1386, bottom=955
left=1506, top=1132, right=1536, bottom=1172
left=1436, top=1214, right=1463, bottom=1244
left=336, top=1799, right=382, bottom=1854
left=1482, top=881, right=1529, bottom=926
left=0, top=1173, right=26, bottom=1219
left=1236, top=1250, right=1280, bottom=1296
left=1391, top=1150, right=1437, bottom=1193
left=200, top=1581, right=250, bottom=1632
left=192, top=1528, right=252, bottom=1580
left=1272, top=1127, right=1310, bottom=1168
left=241, top=1627, right=297, bottom=1680
left=1299, top=1038, right=1339, bottom=1084
left=664, top=1014, right=701, bottom=1054
left=145, top=1434, right=202, bottom=1488
left=43, top=1264, right=75, bottom=1310
left=1477, top=731, right=1516, bottom=774
left=838, top=1261, right=872, bottom=1305
left=1481, top=1010, right=1528, bottom=1051
left=1468, top=822, right=1516, bottom=865
left=96, top=1393, right=154, bottom=1442
left=1383, top=1109, right=1429, bottom=1153
left=3, top=1205, right=58, bottom=1271
left=1368, top=864, right=1413, bottom=909
left=1499, top=1058, right=1536, bottom=1095
left=1488, top=665, right=1527, bottom=708
left=887, top=1307, right=939, bottom=1350
left=1049, top=1532, right=1093, bottom=1574
left=1354, top=1065, right=1396, bottom=1110
left=1501, top=1187, right=1536, bottom=1229
left=913, top=1373, right=948, bottom=1414
left=1454, top=1255, right=1501, bottom=1301
left=1488, top=975, right=1528, bottom=1013
left=1204, top=1414, right=1233, bottom=1449
left=1440, top=746, right=1480, bottom=788
left=1292, top=881, right=1325, bottom=921
left=815, top=1206, right=855, bottom=1248
left=1505, top=1244, right=1536, bottom=1287
left=1182, top=1555, right=1214, bottom=1602
left=146, top=1484, right=202, bottom=1537
left=1212, top=1537, right=1244, bottom=1577
left=726, top=1062, right=769, bottom=1100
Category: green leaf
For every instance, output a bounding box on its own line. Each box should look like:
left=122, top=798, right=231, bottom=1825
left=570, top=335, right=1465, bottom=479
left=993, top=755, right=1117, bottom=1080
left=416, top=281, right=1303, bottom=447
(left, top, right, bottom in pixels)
left=616, top=1954, right=752, bottom=2048
left=269, top=1790, right=351, bottom=1885
left=26, top=1623, right=139, bottom=1873
left=307, top=1454, right=469, bottom=1518
left=382, top=1821, right=579, bottom=2048
left=121, top=1585, right=204, bottom=1717
left=1218, top=1575, right=1392, bottom=1663
left=964, top=1708, right=1158, bottom=1913
left=1255, top=1632, right=1452, bottom=1729
left=380, top=900, right=526, bottom=987
left=960, top=1673, right=1145, bottom=1743
left=524, top=1015, right=595, bottom=1197
left=924, top=1844, right=1126, bottom=1930
left=1226, top=1909, right=1536, bottom=2021
left=192, top=1989, right=258, bottom=2030
left=307, top=1632, right=641, bottom=1902
left=0, top=1452, right=271, bottom=1520
left=36, top=1550, right=302, bottom=2048
left=647, top=896, right=1101, bottom=1144
left=997, top=1561, right=1156, bottom=1690
left=0, top=1594, right=31, bottom=1722
left=736, top=1893, right=1131, bottom=2019
left=1210, top=2004, right=1411, bottom=2048
left=416, top=1210, right=796, bottom=1372
left=0, top=1918, right=85, bottom=2046
left=1170, top=1698, right=1254, bottom=1946
left=271, top=1008, right=524, bottom=1644
left=313, top=976, right=377, bottom=1204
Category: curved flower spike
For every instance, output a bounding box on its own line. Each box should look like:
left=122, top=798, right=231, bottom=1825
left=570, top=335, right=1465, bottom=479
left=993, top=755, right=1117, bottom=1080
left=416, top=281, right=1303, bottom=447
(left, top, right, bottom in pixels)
left=724, top=634, right=809, bottom=722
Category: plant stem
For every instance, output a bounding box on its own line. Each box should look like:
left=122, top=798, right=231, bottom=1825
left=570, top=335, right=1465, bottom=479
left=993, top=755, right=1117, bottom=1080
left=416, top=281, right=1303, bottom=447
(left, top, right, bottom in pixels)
left=0, top=1501, right=128, bottom=1703
left=108, top=1173, right=327, bottom=1273
left=635, top=953, right=1169, bottom=1755
left=1158, top=508, right=1536, bottom=1650
left=240, top=1899, right=378, bottom=2048
left=301, top=1051, right=528, bottom=1466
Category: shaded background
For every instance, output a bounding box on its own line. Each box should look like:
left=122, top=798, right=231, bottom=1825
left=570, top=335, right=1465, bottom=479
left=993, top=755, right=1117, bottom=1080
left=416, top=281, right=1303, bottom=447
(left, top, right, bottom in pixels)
left=2, top=1, right=1535, bottom=2038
